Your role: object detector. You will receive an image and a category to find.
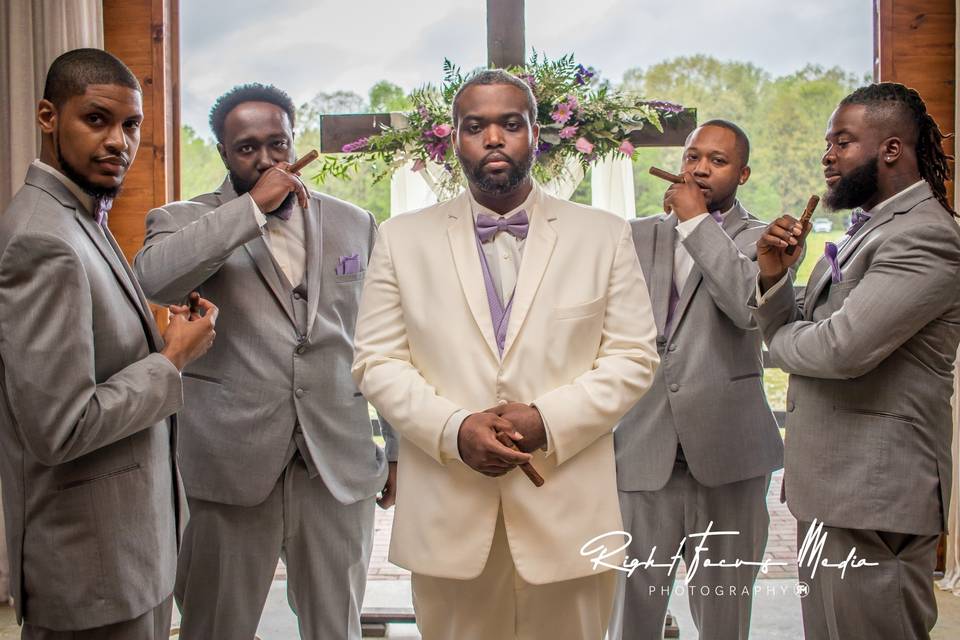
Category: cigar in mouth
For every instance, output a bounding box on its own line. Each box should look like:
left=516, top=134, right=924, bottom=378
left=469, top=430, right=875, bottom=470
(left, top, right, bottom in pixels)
left=495, top=431, right=545, bottom=487
left=785, top=194, right=821, bottom=256
left=288, top=149, right=319, bottom=174
left=649, top=166, right=684, bottom=184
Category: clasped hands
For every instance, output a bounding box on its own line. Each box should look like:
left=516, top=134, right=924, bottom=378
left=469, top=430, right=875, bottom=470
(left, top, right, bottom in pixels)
left=457, top=402, right=546, bottom=477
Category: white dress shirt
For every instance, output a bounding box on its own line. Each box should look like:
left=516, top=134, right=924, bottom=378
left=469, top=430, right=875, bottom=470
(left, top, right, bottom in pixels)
left=252, top=199, right=307, bottom=287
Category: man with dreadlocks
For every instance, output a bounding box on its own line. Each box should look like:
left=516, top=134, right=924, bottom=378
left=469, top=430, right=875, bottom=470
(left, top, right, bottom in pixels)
left=751, top=82, right=959, bottom=639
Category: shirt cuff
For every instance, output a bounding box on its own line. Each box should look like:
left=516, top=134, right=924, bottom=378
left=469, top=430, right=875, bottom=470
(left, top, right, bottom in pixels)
left=756, top=273, right=789, bottom=306
left=532, top=403, right=553, bottom=456
left=675, top=212, right=709, bottom=239
left=250, top=195, right=268, bottom=229
left=440, top=409, right=471, bottom=462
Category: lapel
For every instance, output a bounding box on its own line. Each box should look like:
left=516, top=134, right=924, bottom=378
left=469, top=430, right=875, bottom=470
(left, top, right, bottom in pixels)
left=650, top=215, right=677, bottom=336
left=722, top=201, right=751, bottom=240
left=803, top=184, right=934, bottom=316
left=447, top=193, right=501, bottom=360
left=217, top=179, right=297, bottom=328
left=303, top=195, right=323, bottom=337
left=501, top=188, right=557, bottom=359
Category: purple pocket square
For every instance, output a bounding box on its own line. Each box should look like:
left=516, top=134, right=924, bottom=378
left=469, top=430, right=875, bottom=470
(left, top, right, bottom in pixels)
left=336, top=254, right=361, bottom=276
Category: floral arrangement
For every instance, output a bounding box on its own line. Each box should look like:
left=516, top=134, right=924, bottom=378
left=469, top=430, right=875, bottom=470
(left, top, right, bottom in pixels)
left=314, top=54, right=684, bottom=197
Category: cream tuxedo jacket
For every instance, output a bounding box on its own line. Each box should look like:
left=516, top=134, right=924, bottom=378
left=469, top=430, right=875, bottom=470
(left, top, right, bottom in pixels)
left=352, top=186, right=658, bottom=584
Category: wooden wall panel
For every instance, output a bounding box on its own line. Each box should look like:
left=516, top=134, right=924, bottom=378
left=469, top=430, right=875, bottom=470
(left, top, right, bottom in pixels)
left=876, top=0, right=956, bottom=206
left=102, top=0, right=179, bottom=262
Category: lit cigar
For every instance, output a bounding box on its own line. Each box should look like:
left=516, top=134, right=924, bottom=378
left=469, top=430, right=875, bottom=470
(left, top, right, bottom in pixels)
left=649, top=166, right=684, bottom=184
left=495, top=432, right=545, bottom=487
left=288, top=149, right=319, bottom=174
left=785, top=195, right=821, bottom=256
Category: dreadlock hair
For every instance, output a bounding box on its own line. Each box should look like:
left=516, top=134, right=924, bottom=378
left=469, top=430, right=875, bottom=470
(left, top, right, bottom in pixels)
left=840, top=82, right=955, bottom=215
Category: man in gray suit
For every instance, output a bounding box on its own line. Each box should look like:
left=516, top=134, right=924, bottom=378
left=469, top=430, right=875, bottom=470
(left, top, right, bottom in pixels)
left=610, top=121, right=785, bottom=640
left=0, top=49, right=217, bottom=639
left=753, top=83, right=960, bottom=640
left=134, top=83, right=396, bottom=640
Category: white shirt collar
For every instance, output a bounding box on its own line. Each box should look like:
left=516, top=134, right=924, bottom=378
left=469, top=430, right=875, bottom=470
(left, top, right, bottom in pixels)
left=32, top=159, right=96, bottom=215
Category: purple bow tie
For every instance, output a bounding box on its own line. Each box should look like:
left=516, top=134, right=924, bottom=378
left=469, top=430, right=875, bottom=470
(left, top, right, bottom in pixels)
left=475, top=210, right=529, bottom=243
left=709, top=210, right=723, bottom=224
left=95, top=196, right=113, bottom=227
left=847, top=208, right=870, bottom=236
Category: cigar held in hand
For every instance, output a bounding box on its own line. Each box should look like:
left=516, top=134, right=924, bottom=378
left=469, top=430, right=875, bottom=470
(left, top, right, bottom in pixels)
left=649, top=166, right=684, bottom=184
left=495, top=431, right=545, bottom=487
left=785, top=194, right=821, bottom=256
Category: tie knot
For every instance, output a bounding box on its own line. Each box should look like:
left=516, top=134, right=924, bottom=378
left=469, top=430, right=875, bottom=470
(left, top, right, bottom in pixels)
left=476, top=210, right=529, bottom=243
left=846, top=208, right=871, bottom=236
left=709, top=210, right=723, bottom=224
left=95, top=196, right=113, bottom=227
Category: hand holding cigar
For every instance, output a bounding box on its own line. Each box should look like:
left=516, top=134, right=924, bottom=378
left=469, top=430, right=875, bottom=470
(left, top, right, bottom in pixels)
left=495, top=431, right=545, bottom=487
left=784, top=195, right=820, bottom=256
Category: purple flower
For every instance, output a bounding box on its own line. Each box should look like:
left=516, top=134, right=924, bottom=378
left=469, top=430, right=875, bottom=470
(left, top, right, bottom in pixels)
left=566, top=94, right=580, bottom=112
left=411, top=159, right=426, bottom=172
left=432, top=123, right=452, bottom=138
left=426, top=141, right=448, bottom=163
left=575, top=137, right=594, bottom=155
left=536, top=141, right=553, bottom=156
left=341, top=137, right=369, bottom=153
left=551, top=102, right=573, bottom=124
left=418, top=106, right=429, bottom=118
left=559, top=125, right=578, bottom=139
left=574, top=64, right=595, bottom=86
left=619, top=140, right=636, bottom=157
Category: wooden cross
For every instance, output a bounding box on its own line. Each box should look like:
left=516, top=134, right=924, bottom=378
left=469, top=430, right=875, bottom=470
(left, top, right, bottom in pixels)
left=317, top=0, right=695, bottom=154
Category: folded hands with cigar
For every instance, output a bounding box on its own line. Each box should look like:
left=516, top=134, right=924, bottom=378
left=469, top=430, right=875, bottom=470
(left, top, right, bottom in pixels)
left=457, top=403, right=546, bottom=487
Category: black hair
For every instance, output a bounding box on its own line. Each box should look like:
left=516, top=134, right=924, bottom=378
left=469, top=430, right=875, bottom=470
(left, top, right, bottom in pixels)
left=694, top=119, right=751, bottom=166
left=209, top=83, right=297, bottom=143
left=840, top=82, right=955, bottom=215
left=42, top=48, right=140, bottom=108
left=452, top=69, right=538, bottom=125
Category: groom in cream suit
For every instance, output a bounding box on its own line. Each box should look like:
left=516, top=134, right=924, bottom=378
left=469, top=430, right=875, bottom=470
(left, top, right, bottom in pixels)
left=352, top=70, right=659, bottom=639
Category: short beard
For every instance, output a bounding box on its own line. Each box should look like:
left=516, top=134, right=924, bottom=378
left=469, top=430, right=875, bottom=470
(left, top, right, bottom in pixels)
left=56, top=131, right=122, bottom=199
left=229, top=169, right=296, bottom=217
left=824, top=155, right=879, bottom=211
left=461, top=148, right=535, bottom=196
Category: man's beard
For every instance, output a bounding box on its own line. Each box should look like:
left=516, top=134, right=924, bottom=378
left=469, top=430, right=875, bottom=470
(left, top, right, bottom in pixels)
left=230, top=169, right=296, bottom=217
left=824, top=155, right=879, bottom=211
left=56, top=132, right=122, bottom=199
left=460, top=148, right=535, bottom=196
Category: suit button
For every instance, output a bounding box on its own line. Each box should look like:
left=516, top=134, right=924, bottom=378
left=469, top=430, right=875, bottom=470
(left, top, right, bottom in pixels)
left=668, top=344, right=677, bottom=352
left=296, top=345, right=305, bottom=355
left=787, top=401, right=795, bottom=412
left=293, top=292, right=302, bottom=300
left=669, top=384, right=679, bottom=392
left=295, top=388, right=305, bottom=398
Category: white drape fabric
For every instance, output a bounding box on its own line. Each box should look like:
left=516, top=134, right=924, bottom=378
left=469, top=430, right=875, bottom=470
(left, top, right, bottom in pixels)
left=591, top=155, right=636, bottom=219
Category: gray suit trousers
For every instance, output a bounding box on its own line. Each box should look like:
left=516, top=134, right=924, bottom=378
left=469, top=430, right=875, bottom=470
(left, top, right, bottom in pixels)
left=610, top=464, right=770, bottom=640
left=796, top=520, right=938, bottom=640
left=174, top=452, right=375, bottom=640
left=22, top=596, right=173, bottom=640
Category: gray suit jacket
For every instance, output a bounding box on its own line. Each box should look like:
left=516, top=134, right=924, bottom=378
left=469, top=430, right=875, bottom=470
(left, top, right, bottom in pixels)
left=616, top=204, right=784, bottom=490
left=751, top=183, right=960, bottom=535
left=0, top=166, right=186, bottom=630
left=134, top=178, right=390, bottom=507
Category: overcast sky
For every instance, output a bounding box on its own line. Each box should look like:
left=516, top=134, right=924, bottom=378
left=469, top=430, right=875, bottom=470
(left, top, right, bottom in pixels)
left=181, top=0, right=873, bottom=138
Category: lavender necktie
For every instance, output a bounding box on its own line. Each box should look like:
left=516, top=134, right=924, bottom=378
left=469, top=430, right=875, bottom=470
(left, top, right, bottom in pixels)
left=823, top=208, right=871, bottom=284
left=476, top=210, right=529, bottom=243
left=95, top=196, right=113, bottom=227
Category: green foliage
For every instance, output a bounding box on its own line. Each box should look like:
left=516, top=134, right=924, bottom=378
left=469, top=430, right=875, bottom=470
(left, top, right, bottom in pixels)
left=369, top=81, right=412, bottom=112
left=180, top=125, right=227, bottom=199
left=622, top=56, right=864, bottom=222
